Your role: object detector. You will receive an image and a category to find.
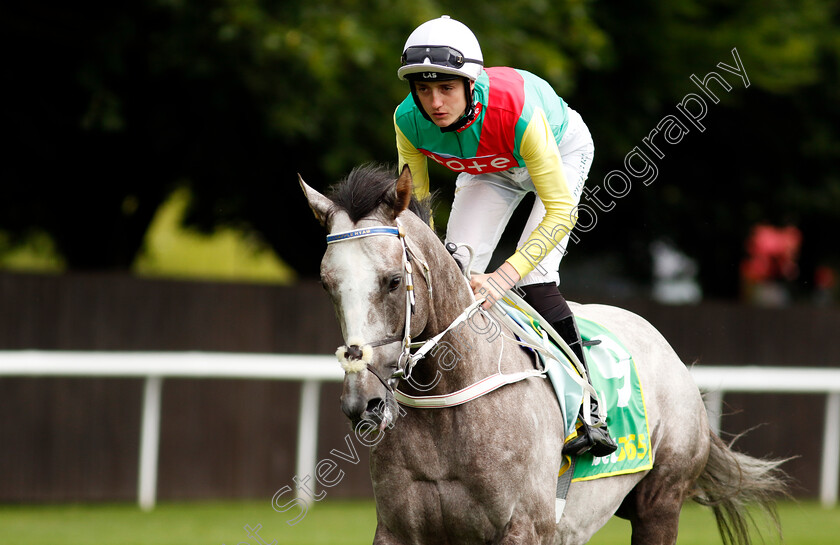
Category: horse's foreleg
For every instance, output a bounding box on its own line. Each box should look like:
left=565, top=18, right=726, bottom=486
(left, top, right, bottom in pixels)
left=496, top=514, right=553, bottom=545
left=372, top=524, right=403, bottom=545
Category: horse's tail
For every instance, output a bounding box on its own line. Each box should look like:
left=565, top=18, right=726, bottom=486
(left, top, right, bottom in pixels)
left=690, top=430, right=790, bottom=545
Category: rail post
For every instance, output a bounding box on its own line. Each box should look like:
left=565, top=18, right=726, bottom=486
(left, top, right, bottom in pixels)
left=295, top=380, right=322, bottom=500
left=138, top=375, right=163, bottom=511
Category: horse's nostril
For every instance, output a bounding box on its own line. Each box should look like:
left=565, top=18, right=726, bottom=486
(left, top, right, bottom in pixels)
left=346, top=344, right=363, bottom=360
left=340, top=396, right=384, bottom=423
left=365, top=398, right=384, bottom=415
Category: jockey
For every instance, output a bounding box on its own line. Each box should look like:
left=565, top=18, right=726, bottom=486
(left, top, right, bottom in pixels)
left=395, top=15, right=617, bottom=457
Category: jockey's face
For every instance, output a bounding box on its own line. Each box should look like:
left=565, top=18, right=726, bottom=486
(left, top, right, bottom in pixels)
left=414, top=79, right=472, bottom=128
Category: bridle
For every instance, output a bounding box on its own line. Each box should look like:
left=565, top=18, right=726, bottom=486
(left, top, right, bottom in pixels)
left=326, top=219, right=433, bottom=385
left=326, top=218, right=546, bottom=409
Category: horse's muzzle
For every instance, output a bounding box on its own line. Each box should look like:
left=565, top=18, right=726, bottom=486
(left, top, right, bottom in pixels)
left=341, top=395, right=382, bottom=422
left=341, top=392, right=399, bottom=432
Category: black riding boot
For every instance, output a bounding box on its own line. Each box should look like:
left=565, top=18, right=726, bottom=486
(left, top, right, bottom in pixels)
left=553, top=315, right=618, bottom=458
left=521, top=283, right=618, bottom=457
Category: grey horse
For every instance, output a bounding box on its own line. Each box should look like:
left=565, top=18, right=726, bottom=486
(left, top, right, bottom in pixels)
left=300, top=164, right=788, bottom=545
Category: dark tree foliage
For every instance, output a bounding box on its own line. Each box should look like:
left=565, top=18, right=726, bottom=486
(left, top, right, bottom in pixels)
left=2, top=0, right=838, bottom=299
left=572, top=0, right=840, bottom=298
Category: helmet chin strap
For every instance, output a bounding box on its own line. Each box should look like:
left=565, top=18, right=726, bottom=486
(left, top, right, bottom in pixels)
left=408, top=80, right=434, bottom=124
left=440, top=102, right=476, bottom=133
left=409, top=77, right=477, bottom=133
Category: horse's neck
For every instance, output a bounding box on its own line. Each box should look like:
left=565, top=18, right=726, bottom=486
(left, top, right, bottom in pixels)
left=414, top=229, right=474, bottom=335
left=410, top=235, right=523, bottom=393
left=430, top=309, right=509, bottom=387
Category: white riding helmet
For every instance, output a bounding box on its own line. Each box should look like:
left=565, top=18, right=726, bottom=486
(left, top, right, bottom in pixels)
left=398, top=15, right=484, bottom=82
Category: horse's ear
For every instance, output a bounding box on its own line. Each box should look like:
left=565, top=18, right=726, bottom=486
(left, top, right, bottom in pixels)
left=393, top=165, right=412, bottom=218
left=299, top=174, right=332, bottom=226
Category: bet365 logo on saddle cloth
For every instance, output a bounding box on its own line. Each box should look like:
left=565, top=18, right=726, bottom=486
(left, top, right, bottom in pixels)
left=572, top=318, right=653, bottom=481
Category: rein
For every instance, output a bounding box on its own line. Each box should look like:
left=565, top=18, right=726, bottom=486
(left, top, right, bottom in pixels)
left=327, top=220, right=544, bottom=408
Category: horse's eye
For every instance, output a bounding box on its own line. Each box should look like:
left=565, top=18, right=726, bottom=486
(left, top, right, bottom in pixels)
left=388, top=275, right=402, bottom=292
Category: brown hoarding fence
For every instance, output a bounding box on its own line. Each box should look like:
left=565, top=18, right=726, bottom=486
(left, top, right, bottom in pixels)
left=1, top=272, right=838, bottom=501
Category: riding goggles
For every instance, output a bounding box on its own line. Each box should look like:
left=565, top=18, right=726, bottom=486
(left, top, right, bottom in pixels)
left=401, top=46, right=483, bottom=69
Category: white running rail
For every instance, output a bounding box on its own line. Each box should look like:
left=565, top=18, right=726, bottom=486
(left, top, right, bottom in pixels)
left=0, top=352, right=838, bottom=509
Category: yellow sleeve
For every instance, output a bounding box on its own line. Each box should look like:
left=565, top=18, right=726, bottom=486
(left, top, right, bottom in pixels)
left=505, top=107, right=578, bottom=278
left=395, top=110, right=430, bottom=200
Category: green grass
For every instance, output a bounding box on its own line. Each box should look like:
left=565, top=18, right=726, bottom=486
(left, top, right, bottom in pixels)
left=590, top=501, right=838, bottom=545
left=0, top=499, right=835, bottom=544
left=0, top=500, right=374, bottom=545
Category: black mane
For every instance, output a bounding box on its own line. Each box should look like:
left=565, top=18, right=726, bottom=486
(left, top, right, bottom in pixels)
left=326, top=163, right=433, bottom=225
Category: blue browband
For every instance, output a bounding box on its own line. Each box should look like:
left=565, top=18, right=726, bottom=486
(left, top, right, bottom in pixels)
left=326, top=226, right=402, bottom=244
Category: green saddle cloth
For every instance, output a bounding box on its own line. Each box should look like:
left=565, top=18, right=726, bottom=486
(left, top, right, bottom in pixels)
left=495, top=299, right=652, bottom=481
left=573, top=317, right=653, bottom=481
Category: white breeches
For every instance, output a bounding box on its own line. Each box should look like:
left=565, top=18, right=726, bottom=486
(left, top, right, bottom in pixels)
left=445, top=107, right=594, bottom=287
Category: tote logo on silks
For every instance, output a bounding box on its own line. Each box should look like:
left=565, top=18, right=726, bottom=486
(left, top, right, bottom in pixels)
left=571, top=318, right=653, bottom=482
left=419, top=149, right=518, bottom=174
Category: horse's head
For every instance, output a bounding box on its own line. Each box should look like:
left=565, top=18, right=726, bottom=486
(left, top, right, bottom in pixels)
left=300, top=164, right=439, bottom=431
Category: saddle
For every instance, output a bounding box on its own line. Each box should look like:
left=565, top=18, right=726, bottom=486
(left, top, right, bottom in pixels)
left=491, top=295, right=653, bottom=521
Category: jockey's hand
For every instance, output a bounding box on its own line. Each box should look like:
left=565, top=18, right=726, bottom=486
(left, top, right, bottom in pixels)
left=470, top=261, right=521, bottom=310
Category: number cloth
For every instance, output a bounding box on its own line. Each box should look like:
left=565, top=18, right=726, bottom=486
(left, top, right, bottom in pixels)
left=571, top=317, right=653, bottom=481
